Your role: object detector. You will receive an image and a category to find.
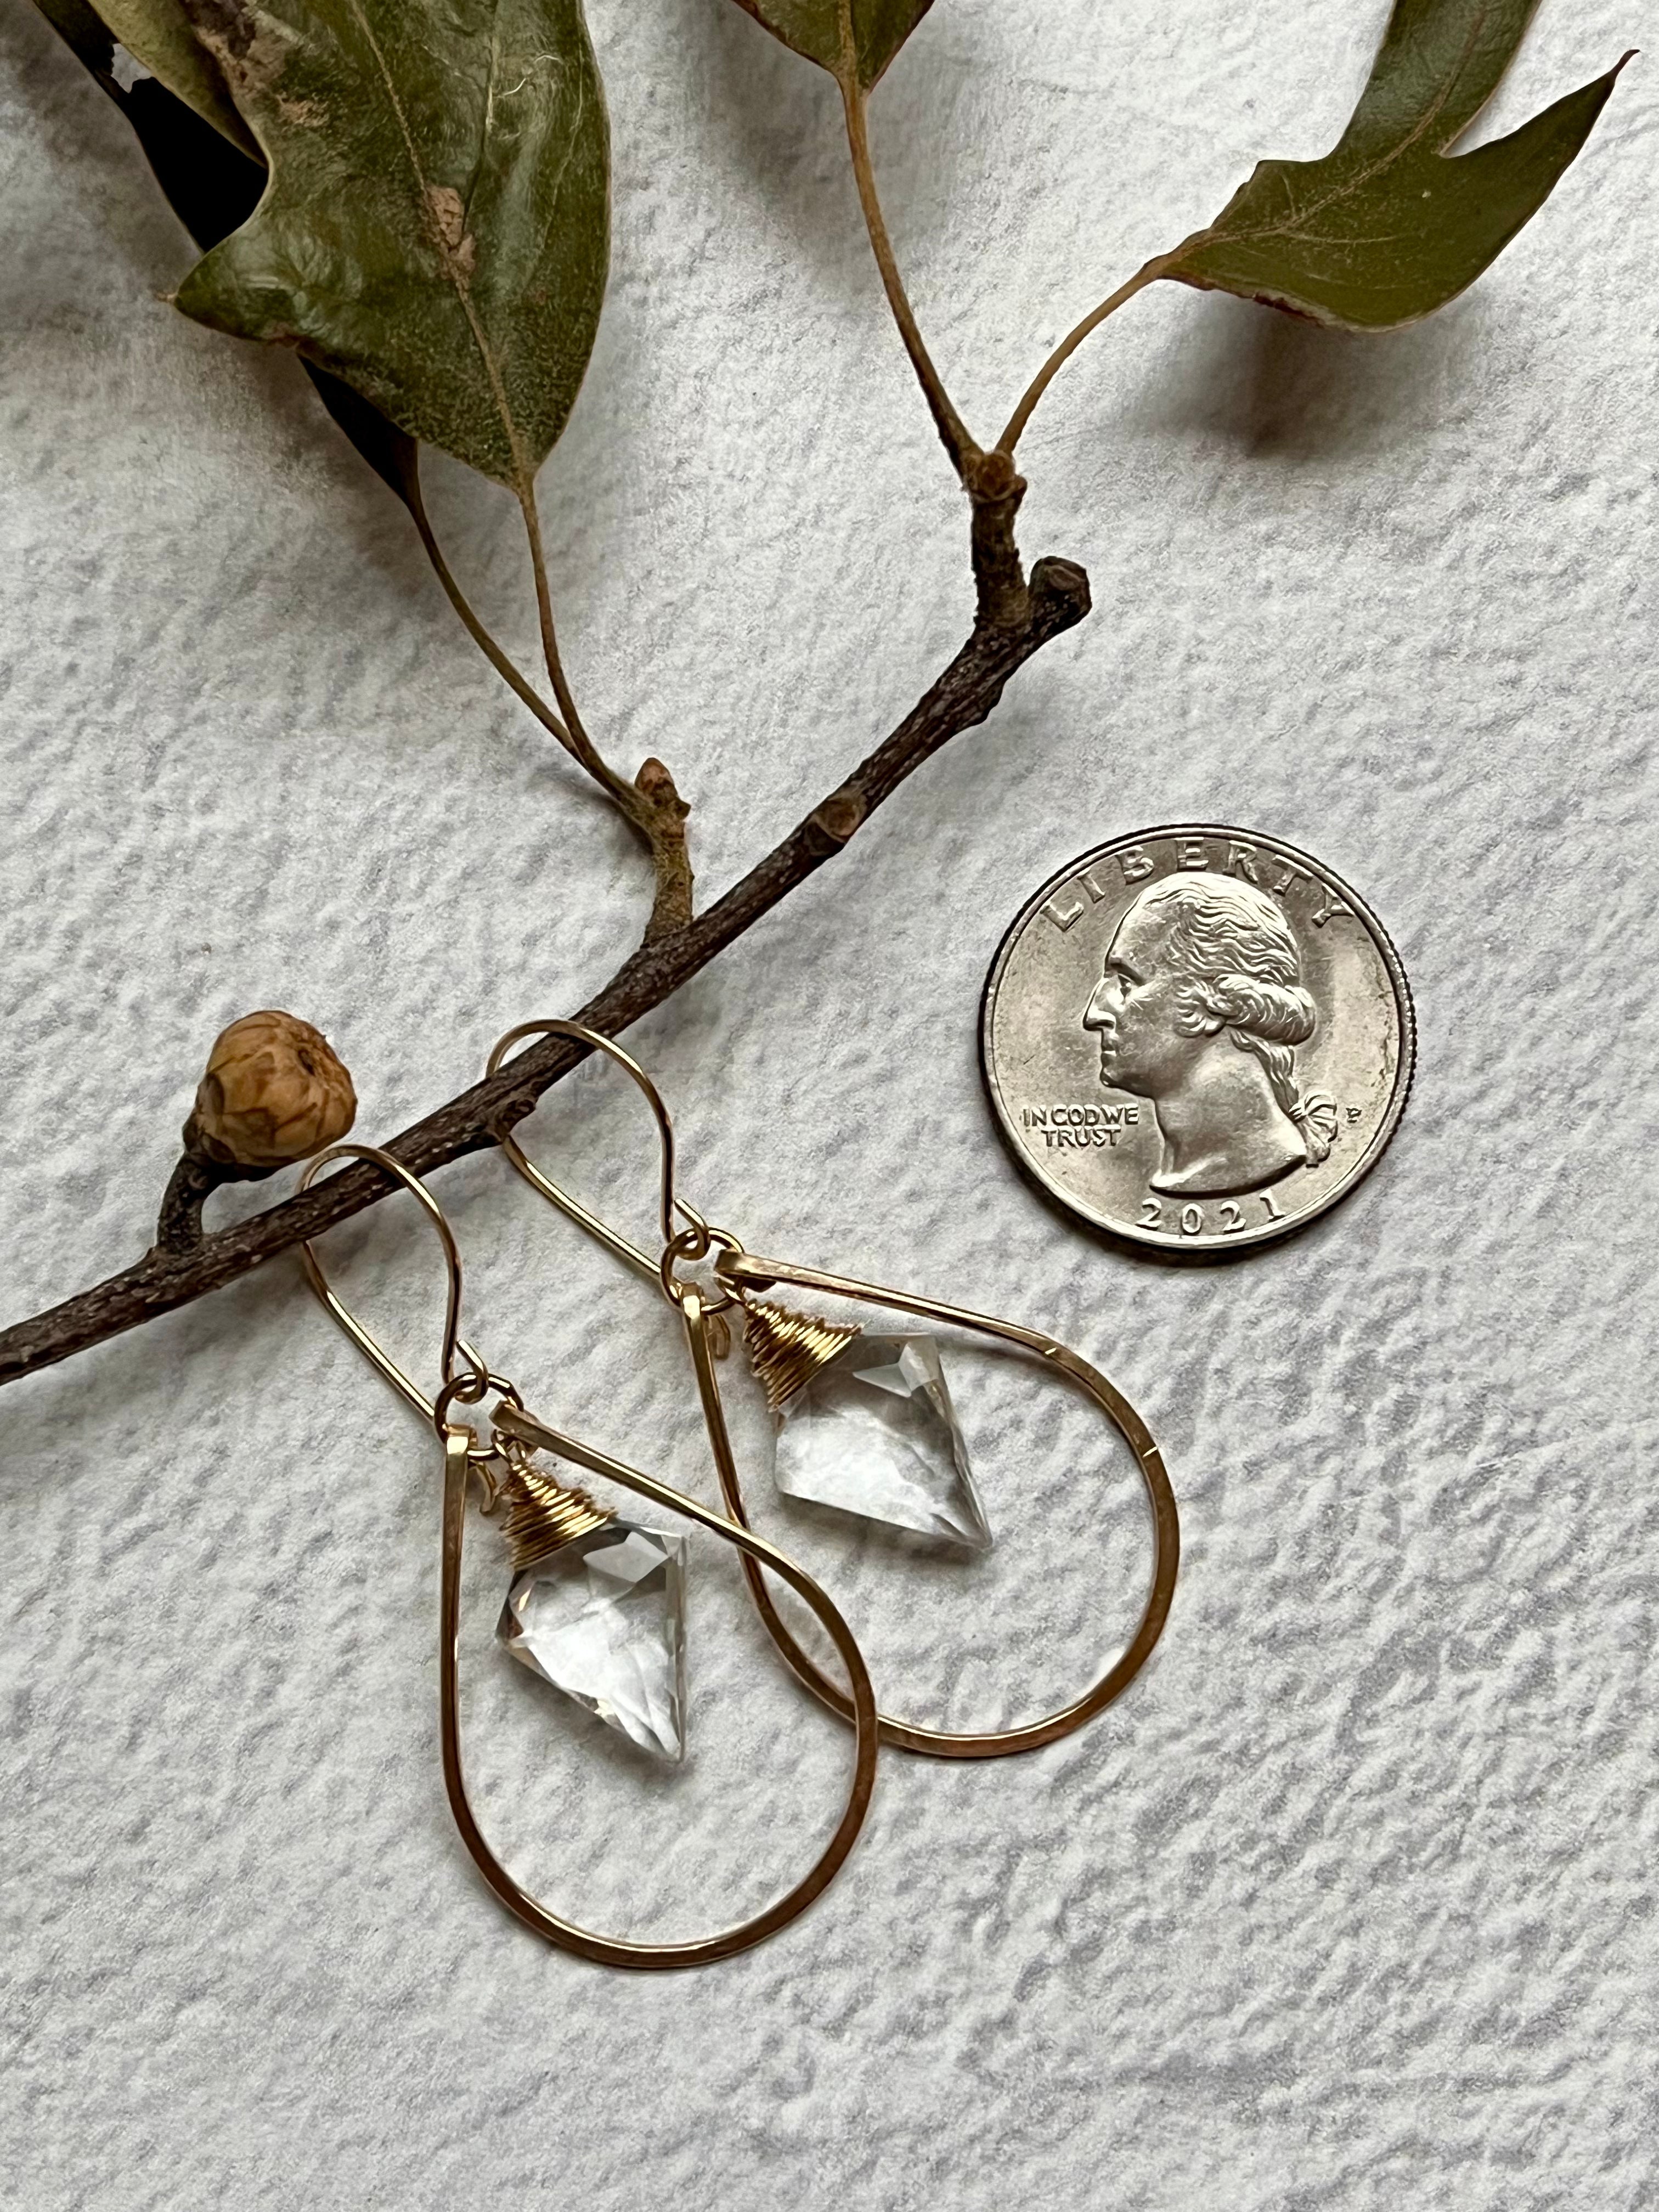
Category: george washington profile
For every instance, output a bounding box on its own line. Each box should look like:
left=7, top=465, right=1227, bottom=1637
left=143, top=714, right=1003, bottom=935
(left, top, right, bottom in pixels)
left=1082, top=872, right=1339, bottom=1197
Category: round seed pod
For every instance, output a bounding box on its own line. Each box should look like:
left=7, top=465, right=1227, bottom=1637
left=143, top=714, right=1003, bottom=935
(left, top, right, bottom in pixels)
left=188, top=1010, right=356, bottom=1170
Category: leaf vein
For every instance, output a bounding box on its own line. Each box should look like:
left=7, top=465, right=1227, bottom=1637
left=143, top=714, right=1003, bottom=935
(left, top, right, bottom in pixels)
left=1210, top=1, right=1500, bottom=249
left=341, top=0, right=529, bottom=486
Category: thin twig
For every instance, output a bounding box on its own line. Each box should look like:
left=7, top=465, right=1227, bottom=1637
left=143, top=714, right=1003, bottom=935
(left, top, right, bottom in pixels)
left=632, top=758, right=696, bottom=942
left=154, top=1154, right=229, bottom=1256
left=996, top=257, right=1170, bottom=456
left=0, top=505, right=1088, bottom=1393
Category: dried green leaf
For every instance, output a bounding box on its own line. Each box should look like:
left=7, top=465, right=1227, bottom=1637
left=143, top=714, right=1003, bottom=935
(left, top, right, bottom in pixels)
left=32, top=12, right=415, bottom=504
left=119, top=72, right=415, bottom=495
left=1163, top=0, right=1629, bottom=331
left=96, top=0, right=261, bottom=158
left=729, top=0, right=935, bottom=90
left=172, top=0, right=609, bottom=490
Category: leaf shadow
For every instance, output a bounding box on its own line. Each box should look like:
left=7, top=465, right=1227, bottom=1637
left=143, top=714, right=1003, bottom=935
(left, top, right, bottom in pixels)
left=1126, top=291, right=1505, bottom=466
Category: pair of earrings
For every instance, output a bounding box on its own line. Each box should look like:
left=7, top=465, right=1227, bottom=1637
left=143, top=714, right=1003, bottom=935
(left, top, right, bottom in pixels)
left=300, top=1021, right=1180, bottom=1969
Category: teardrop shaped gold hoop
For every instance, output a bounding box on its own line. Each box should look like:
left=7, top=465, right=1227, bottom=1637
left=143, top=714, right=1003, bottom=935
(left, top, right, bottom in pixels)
left=299, top=1150, right=880, bottom=1968
left=704, top=1252, right=1180, bottom=1759
left=483, top=1023, right=1182, bottom=1762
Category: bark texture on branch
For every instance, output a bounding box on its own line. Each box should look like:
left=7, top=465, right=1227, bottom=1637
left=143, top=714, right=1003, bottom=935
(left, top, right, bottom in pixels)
left=0, top=505, right=1088, bottom=1392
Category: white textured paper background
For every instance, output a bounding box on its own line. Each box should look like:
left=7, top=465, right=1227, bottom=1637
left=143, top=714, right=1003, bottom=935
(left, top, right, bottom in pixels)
left=2, top=1, right=1655, bottom=2204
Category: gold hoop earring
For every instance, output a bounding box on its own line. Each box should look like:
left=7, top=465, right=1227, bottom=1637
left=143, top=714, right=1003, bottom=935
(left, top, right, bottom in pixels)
left=298, top=1142, right=879, bottom=1968
left=484, top=1023, right=1181, bottom=1762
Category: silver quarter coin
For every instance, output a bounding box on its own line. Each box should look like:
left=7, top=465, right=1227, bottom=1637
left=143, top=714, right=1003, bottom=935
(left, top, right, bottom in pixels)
left=980, top=826, right=1415, bottom=1254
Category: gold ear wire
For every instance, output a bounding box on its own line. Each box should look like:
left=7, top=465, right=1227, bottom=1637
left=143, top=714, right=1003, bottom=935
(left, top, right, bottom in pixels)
left=485, top=1020, right=691, bottom=1279
left=484, top=1019, right=741, bottom=1357
left=297, top=1142, right=495, bottom=1452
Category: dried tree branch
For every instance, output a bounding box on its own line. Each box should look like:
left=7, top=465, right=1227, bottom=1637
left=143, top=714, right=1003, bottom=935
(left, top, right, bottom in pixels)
left=0, top=490, right=1087, bottom=1393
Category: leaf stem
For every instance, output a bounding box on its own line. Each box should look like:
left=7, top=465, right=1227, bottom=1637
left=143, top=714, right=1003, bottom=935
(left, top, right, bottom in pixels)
left=996, top=256, right=1170, bottom=455
left=404, top=465, right=695, bottom=942
left=403, top=482, right=578, bottom=756
left=517, top=481, right=697, bottom=940
left=516, top=483, right=629, bottom=800
left=838, top=73, right=975, bottom=478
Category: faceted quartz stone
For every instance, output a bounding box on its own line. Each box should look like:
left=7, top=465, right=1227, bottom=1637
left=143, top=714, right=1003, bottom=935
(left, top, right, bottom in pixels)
left=498, top=1520, right=688, bottom=1760
left=772, top=1333, right=991, bottom=1550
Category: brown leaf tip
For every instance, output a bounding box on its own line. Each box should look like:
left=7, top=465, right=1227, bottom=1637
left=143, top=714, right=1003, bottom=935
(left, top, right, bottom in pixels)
left=189, top=1010, right=357, bottom=1169
left=184, top=0, right=288, bottom=103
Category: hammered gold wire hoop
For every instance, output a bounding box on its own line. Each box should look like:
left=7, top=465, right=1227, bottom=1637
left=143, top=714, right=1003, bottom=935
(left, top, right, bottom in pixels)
left=298, top=1146, right=880, bottom=1970
left=484, top=1023, right=1182, bottom=1762
left=708, top=1251, right=1180, bottom=1760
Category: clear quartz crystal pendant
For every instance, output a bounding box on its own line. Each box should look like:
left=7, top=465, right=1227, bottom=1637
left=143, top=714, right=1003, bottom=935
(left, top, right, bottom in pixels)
left=744, top=1299, right=992, bottom=1550
left=493, top=1453, right=687, bottom=1762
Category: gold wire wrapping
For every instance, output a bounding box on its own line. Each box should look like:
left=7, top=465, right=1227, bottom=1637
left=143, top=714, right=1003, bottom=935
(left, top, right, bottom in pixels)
left=742, top=1297, right=861, bottom=1413
left=494, top=1447, right=615, bottom=1570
